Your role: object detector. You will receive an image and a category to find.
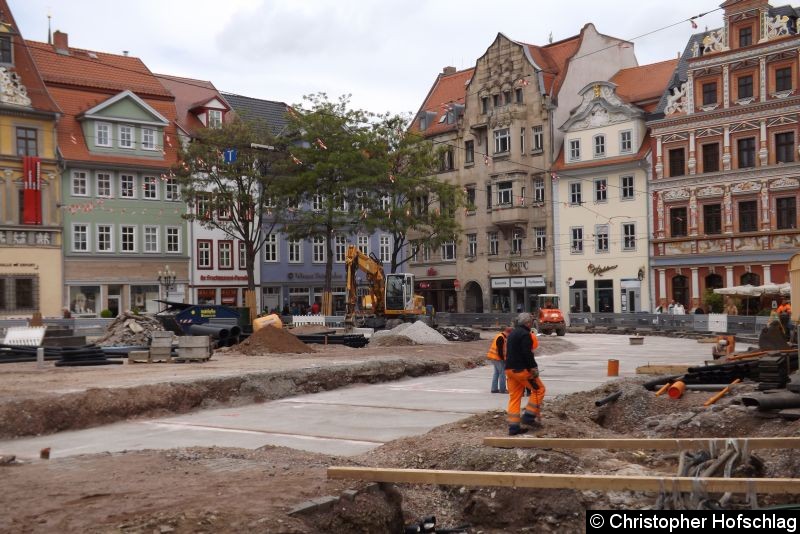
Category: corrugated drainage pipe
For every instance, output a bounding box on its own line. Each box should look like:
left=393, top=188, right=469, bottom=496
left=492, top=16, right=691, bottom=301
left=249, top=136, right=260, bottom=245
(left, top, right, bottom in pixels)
left=740, top=391, right=800, bottom=410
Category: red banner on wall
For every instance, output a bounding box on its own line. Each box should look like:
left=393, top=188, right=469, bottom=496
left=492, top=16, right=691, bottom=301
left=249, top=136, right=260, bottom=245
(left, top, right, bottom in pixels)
left=22, top=156, right=42, bottom=225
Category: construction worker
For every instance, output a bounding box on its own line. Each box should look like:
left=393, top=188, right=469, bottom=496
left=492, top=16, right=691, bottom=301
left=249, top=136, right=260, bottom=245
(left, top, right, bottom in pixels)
left=486, top=327, right=512, bottom=393
left=505, top=312, right=545, bottom=436
left=777, top=298, right=792, bottom=315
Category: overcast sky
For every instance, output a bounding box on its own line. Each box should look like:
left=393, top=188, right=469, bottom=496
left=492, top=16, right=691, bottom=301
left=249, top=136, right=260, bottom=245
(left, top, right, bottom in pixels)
left=12, top=0, right=725, bottom=116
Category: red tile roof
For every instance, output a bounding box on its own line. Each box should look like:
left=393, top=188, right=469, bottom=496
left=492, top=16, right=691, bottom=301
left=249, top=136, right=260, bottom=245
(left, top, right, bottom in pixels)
left=156, top=74, right=230, bottom=136
left=552, top=133, right=651, bottom=171
left=26, top=39, right=179, bottom=167
left=26, top=40, right=172, bottom=98
left=526, top=34, right=582, bottom=98
left=611, top=59, right=679, bottom=109
left=411, top=68, right=474, bottom=137
left=0, top=1, right=59, bottom=113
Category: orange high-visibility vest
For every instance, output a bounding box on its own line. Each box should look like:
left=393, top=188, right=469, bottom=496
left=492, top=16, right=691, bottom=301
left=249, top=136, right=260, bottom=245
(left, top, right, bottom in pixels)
left=530, top=331, right=539, bottom=351
left=487, top=332, right=507, bottom=361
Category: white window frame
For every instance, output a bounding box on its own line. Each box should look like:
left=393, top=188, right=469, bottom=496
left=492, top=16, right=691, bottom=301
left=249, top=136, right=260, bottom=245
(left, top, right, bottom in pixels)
left=357, top=235, right=369, bottom=255
left=467, top=234, right=477, bottom=258
left=96, top=172, right=112, bottom=198
left=594, top=178, right=608, bottom=203
left=380, top=194, right=390, bottom=211
left=569, top=181, right=582, bottom=205
left=488, top=231, right=499, bottom=256
left=143, top=176, right=158, bottom=200
left=441, top=241, right=455, bottom=261
left=533, top=177, right=545, bottom=203
left=96, top=223, right=113, bottom=253
left=264, top=233, right=278, bottom=262
left=595, top=224, right=609, bottom=253
left=497, top=181, right=513, bottom=205
left=534, top=227, right=546, bottom=252
left=312, top=236, right=325, bottom=263
left=620, top=130, right=633, bottom=153
left=569, top=139, right=581, bottom=161
left=95, top=122, right=112, bottom=147
left=421, top=244, right=431, bottom=262
left=208, top=109, right=222, bottom=129
left=312, top=194, right=323, bottom=212
left=380, top=235, right=391, bottom=263
left=532, top=125, right=544, bottom=153
left=335, top=235, right=347, bottom=264
left=143, top=225, right=159, bottom=253
left=494, top=128, right=510, bottom=154
left=239, top=241, right=246, bottom=269
left=219, top=241, right=233, bottom=269
left=120, top=174, right=136, bottom=199
left=166, top=227, right=181, bottom=253
left=621, top=175, right=635, bottom=200
left=141, top=128, right=156, bottom=151
left=165, top=178, right=180, bottom=201
left=593, top=134, right=606, bottom=158
left=72, top=171, right=88, bottom=197
left=72, top=223, right=89, bottom=252
left=118, top=124, right=134, bottom=149
left=197, top=241, right=212, bottom=268
left=622, top=222, right=637, bottom=251
left=511, top=230, right=523, bottom=255
left=570, top=227, right=584, bottom=254
left=288, top=239, right=302, bottom=263
left=120, top=225, right=136, bottom=252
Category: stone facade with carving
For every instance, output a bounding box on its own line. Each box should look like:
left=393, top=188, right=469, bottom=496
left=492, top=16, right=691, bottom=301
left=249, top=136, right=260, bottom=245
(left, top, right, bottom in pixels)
left=0, top=1, right=63, bottom=318
left=409, top=25, right=637, bottom=313
left=648, top=0, right=800, bottom=312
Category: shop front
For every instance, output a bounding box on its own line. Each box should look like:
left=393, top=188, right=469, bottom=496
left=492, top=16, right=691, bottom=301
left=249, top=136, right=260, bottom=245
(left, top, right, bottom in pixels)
left=490, top=276, right=546, bottom=313
left=0, top=249, right=62, bottom=318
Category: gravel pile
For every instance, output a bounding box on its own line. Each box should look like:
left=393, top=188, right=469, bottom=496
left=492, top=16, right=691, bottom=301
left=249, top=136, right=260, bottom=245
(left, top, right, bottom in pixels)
left=370, top=321, right=450, bottom=346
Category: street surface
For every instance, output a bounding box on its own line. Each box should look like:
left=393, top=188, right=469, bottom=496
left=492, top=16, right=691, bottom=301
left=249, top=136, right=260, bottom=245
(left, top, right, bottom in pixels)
left=0, top=334, right=708, bottom=459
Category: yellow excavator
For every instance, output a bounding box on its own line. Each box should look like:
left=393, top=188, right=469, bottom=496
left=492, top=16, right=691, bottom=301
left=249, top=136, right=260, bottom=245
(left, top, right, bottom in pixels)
left=344, top=245, right=429, bottom=329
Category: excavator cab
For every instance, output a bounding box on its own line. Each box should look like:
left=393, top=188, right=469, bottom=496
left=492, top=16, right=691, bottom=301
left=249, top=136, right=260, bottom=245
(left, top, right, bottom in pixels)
left=385, top=273, right=414, bottom=312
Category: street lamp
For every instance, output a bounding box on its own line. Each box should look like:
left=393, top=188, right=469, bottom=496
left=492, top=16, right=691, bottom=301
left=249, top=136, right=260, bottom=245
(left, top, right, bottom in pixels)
left=158, top=265, right=177, bottom=298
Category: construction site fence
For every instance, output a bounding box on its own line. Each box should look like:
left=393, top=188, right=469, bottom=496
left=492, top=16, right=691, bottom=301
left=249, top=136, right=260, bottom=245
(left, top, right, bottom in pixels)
left=435, top=312, right=770, bottom=336
left=0, top=317, right=114, bottom=336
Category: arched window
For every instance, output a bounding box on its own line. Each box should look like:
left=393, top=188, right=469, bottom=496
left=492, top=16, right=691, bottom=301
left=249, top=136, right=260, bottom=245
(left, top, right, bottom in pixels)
left=740, top=272, right=760, bottom=286
left=672, top=275, right=689, bottom=307
left=705, top=273, right=723, bottom=290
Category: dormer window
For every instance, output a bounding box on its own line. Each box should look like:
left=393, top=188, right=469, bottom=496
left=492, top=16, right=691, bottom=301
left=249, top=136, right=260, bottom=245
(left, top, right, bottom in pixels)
left=208, top=110, right=222, bottom=129
left=96, top=122, right=111, bottom=147
left=0, top=35, right=11, bottom=64
left=118, top=124, right=134, bottom=149
left=141, top=128, right=156, bottom=150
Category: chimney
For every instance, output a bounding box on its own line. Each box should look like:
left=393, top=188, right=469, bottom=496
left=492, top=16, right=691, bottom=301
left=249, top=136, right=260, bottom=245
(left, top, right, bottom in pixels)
left=53, top=30, right=68, bottom=52
left=123, top=50, right=129, bottom=57
left=442, top=66, right=456, bottom=75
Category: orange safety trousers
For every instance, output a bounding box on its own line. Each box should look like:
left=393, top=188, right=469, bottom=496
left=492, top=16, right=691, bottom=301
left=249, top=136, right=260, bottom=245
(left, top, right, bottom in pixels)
left=505, top=368, right=545, bottom=426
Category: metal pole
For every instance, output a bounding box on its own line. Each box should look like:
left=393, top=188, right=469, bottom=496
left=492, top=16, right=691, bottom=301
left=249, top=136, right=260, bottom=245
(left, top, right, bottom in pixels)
left=37, top=347, right=45, bottom=368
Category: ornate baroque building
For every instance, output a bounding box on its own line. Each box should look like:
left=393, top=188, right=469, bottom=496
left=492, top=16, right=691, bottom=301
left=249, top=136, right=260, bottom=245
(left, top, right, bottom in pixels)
left=411, top=26, right=636, bottom=313
left=647, top=0, right=800, bottom=311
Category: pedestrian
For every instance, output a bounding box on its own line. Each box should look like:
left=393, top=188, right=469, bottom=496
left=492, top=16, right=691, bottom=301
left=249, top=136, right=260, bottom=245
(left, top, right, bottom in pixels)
left=504, top=312, right=545, bottom=436
left=724, top=298, right=738, bottom=316
left=486, top=327, right=512, bottom=393
left=311, top=301, right=320, bottom=315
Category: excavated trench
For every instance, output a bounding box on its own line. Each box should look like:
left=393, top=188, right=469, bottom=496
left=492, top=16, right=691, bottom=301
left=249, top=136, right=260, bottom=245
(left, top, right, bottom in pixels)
left=0, top=357, right=470, bottom=439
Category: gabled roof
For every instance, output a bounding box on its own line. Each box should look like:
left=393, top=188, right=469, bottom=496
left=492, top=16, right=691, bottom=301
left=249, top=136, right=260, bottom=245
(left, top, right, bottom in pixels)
left=611, top=59, right=679, bottom=111
left=0, top=0, right=59, bottom=113
left=524, top=34, right=582, bottom=97
left=156, top=74, right=230, bottom=135
left=26, top=40, right=172, bottom=98
left=410, top=67, right=474, bottom=137
left=221, top=92, right=288, bottom=136
left=79, top=89, right=169, bottom=124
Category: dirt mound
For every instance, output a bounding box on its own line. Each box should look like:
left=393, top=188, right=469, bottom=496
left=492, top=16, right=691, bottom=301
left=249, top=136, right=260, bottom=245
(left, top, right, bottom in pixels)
left=234, top=327, right=315, bottom=355
left=94, top=312, right=165, bottom=346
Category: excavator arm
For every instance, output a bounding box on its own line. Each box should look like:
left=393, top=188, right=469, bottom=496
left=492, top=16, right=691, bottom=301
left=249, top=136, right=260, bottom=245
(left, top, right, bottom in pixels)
left=345, top=245, right=385, bottom=326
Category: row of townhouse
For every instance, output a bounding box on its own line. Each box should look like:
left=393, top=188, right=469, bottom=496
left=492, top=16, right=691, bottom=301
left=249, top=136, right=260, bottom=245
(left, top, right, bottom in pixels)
left=0, top=0, right=399, bottom=318
left=409, top=0, right=800, bottom=315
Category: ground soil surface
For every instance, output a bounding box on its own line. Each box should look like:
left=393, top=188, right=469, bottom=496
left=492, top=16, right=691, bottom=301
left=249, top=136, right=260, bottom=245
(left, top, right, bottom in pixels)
left=1, top=334, right=799, bottom=533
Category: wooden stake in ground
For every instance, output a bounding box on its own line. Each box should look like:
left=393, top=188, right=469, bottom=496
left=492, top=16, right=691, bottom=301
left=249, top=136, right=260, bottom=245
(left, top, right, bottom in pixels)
left=328, top=467, right=800, bottom=494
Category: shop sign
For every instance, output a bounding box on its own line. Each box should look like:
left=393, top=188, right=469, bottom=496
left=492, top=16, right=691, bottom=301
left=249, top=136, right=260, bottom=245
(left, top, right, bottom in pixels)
left=525, top=276, right=546, bottom=288
left=288, top=272, right=343, bottom=280
left=491, top=278, right=510, bottom=288
left=587, top=263, right=618, bottom=276
left=504, top=261, right=528, bottom=274
left=0, top=262, right=39, bottom=270
left=620, top=279, right=641, bottom=289
left=510, top=277, right=526, bottom=288
left=200, top=275, right=248, bottom=282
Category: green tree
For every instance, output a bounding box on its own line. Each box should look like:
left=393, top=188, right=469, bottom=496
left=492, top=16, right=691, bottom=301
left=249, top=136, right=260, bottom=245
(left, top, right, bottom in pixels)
left=367, top=113, right=464, bottom=273
left=278, top=94, right=382, bottom=312
left=173, top=117, right=285, bottom=293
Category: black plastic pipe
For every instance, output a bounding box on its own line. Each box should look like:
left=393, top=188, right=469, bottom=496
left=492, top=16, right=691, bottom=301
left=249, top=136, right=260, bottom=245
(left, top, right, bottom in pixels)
left=189, top=324, right=229, bottom=339
left=595, top=391, right=622, bottom=407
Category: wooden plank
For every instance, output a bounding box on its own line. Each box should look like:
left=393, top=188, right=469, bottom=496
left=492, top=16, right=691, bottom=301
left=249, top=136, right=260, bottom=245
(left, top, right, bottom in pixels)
left=483, top=437, right=800, bottom=451
left=327, top=467, right=800, bottom=494
left=635, top=364, right=692, bottom=375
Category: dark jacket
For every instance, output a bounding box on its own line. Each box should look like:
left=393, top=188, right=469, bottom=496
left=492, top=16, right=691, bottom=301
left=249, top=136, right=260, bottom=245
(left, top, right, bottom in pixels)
left=506, top=324, right=538, bottom=371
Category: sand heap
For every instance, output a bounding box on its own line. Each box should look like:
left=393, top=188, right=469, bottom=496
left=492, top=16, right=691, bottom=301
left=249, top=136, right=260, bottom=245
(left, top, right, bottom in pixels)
left=94, top=312, right=165, bottom=347
left=234, top=326, right=315, bottom=355
left=370, top=321, right=450, bottom=346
